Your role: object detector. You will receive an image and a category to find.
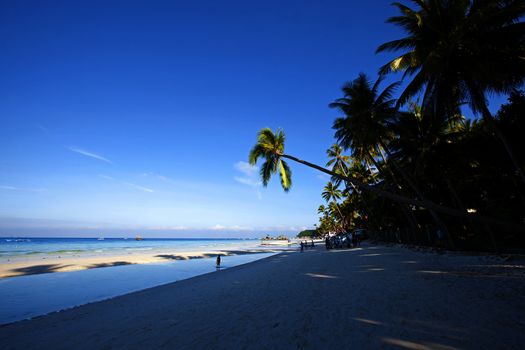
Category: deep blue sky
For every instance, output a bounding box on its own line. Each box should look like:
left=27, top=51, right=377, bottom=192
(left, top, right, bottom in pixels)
left=0, top=1, right=506, bottom=237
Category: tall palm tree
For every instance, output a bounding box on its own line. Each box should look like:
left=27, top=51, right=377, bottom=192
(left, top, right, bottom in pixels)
left=376, top=0, right=525, bottom=183
left=249, top=127, right=525, bottom=232
left=330, top=73, right=399, bottom=163
left=330, top=73, right=450, bottom=232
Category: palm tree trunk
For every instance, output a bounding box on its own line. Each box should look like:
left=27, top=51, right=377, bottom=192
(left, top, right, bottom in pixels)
left=376, top=140, right=454, bottom=248
left=338, top=164, right=377, bottom=228
left=366, top=156, right=419, bottom=230
left=279, top=153, right=525, bottom=232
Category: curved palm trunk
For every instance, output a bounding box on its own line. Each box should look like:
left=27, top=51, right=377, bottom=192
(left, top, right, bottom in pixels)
left=280, top=153, right=525, bottom=232
left=366, top=156, right=419, bottom=230
left=376, top=140, right=454, bottom=248
left=338, top=164, right=376, bottom=228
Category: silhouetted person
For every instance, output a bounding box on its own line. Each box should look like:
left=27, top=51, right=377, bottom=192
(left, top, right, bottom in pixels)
left=216, top=254, right=221, bottom=269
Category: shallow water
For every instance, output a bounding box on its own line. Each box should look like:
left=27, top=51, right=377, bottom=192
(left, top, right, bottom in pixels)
left=0, top=237, right=261, bottom=257
left=0, top=252, right=277, bottom=325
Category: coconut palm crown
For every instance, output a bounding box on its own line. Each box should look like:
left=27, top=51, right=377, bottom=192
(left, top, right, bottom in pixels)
left=249, top=128, right=292, bottom=191
left=376, top=0, right=525, bottom=117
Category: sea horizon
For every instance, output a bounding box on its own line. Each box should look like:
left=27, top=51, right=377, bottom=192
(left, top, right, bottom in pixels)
left=0, top=236, right=283, bottom=259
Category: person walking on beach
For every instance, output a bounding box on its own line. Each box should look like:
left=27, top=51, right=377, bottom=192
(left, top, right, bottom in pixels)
left=216, top=254, right=221, bottom=269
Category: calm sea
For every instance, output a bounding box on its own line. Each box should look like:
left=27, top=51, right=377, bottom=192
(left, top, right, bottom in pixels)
left=0, top=237, right=261, bottom=258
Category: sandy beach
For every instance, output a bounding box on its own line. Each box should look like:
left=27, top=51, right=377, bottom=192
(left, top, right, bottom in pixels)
left=0, top=246, right=294, bottom=278
left=1, top=242, right=524, bottom=349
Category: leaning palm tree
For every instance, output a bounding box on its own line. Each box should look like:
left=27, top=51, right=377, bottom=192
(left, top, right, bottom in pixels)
left=376, top=0, right=525, bottom=183
left=248, top=128, right=292, bottom=191
left=249, top=127, right=525, bottom=232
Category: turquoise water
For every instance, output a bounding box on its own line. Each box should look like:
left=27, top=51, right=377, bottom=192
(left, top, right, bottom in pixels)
left=0, top=252, right=278, bottom=325
left=0, top=237, right=260, bottom=257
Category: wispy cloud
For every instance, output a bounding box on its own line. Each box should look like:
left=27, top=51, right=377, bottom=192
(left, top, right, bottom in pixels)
left=34, top=124, right=48, bottom=133
left=234, top=161, right=258, bottom=176
left=233, top=176, right=261, bottom=187
left=234, top=161, right=262, bottom=199
left=123, top=182, right=154, bottom=193
left=140, top=172, right=169, bottom=181
left=98, top=174, right=114, bottom=180
left=0, top=185, right=47, bottom=192
left=148, top=225, right=188, bottom=230
left=68, top=146, right=113, bottom=164
left=211, top=224, right=254, bottom=231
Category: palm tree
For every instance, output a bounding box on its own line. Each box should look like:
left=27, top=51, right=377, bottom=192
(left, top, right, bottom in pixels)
left=330, top=73, right=399, bottom=163
left=376, top=0, right=525, bottom=183
left=248, top=128, right=292, bottom=191
left=317, top=204, right=327, bottom=216
left=326, top=144, right=351, bottom=186
left=322, top=182, right=344, bottom=223
left=330, top=73, right=450, bottom=233
left=248, top=127, right=525, bottom=232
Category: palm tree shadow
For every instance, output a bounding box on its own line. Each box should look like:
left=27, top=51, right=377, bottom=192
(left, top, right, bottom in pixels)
left=89, top=261, right=133, bottom=268
left=8, top=264, right=72, bottom=277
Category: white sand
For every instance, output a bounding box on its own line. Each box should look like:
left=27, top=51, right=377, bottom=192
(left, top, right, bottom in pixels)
left=0, top=247, right=291, bottom=278
left=1, top=242, right=524, bottom=349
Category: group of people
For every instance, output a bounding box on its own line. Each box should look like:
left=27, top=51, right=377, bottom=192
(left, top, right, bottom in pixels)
left=325, top=232, right=360, bottom=250
left=299, top=239, right=315, bottom=252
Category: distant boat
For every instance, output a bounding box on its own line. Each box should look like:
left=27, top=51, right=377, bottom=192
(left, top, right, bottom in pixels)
left=97, top=237, right=105, bottom=241
left=135, top=236, right=142, bottom=241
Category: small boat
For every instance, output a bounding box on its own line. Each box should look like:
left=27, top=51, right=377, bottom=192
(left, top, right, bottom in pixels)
left=97, top=237, right=105, bottom=241
left=135, top=236, right=142, bottom=241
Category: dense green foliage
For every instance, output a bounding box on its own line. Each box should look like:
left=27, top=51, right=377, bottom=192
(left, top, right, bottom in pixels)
left=296, top=230, right=319, bottom=238
left=250, top=0, right=525, bottom=252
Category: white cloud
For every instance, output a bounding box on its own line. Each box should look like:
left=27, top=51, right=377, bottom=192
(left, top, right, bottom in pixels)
left=98, top=174, right=114, bottom=180
left=233, top=176, right=261, bottom=187
left=210, top=224, right=254, bottom=231
left=233, top=161, right=263, bottom=200
left=68, top=146, right=113, bottom=164
left=0, top=185, right=47, bottom=192
left=234, top=161, right=258, bottom=176
left=34, top=124, right=48, bottom=133
left=148, top=225, right=188, bottom=230
left=123, top=182, right=154, bottom=193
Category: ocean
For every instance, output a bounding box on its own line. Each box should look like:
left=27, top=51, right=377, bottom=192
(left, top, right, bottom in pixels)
left=0, top=237, right=262, bottom=258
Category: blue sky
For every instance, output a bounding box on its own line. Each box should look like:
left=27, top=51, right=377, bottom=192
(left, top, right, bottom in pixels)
left=0, top=1, right=507, bottom=237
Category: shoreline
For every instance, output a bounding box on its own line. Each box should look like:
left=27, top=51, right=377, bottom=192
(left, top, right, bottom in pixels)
left=0, top=246, right=296, bottom=278
left=1, top=242, right=524, bottom=349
